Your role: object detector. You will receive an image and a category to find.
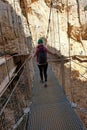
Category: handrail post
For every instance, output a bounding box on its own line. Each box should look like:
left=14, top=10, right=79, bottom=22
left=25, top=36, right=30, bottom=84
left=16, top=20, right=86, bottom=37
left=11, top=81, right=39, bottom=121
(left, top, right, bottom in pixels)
left=61, top=55, right=65, bottom=94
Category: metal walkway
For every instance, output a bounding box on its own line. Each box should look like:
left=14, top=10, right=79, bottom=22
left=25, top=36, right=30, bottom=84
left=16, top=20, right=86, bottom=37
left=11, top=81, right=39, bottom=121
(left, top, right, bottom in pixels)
left=27, top=65, right=85, bottom=130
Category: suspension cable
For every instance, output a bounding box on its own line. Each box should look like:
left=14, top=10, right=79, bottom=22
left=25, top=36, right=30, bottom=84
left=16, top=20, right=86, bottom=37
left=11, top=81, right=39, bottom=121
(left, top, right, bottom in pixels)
left=76, top=0, right=81, bottom=25
left=46, top=0, right=53, bottom=40
left=51, top=3, right=55, bottom=47
left=66, top=0, right=74, bottom=102
left=71, top=66, right=87, bottom=80
left=0, top=55, right=31, bottom=115
left=23, top=0, right=35, bottom=49
left=71, top=59, right=87, bottom=79
left=57, top=10, right=61, bottom=52
left=13, top=0, right=22, bottom=54
left=72, top=59, right=87, bottom=69
left=0, top=69, right=23, bottom=116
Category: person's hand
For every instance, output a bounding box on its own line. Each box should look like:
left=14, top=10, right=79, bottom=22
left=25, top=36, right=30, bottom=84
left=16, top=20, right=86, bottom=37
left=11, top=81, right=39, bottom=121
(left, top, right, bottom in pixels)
left=53, top=52, right=57, bottom=55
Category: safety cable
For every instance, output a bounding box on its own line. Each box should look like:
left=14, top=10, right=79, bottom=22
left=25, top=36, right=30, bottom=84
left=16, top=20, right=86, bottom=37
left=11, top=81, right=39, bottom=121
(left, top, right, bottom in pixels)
left=49, top=20, right=52, bottom=47
left=0, top=55, right=31, bottom=115
left=76, top=0, right=86, bottom=54
left=46, top=0, right=62, bottom=50
left=0, top=55, right=31, bottom=97
left=72, top=59, right=87, bottom=69
left=80, top=69, right=87, bottom=77
left=76, top=0, right=81, bottom=25
left=0, top=69, right=24, bottom=116
left=23, top=0, right=35, bottom=49
left=50, top=1, right=54, bottom=47
left=22, top=0, right=36, bottom=61
left=12, top=0, right=22, bottom=55
left=0, top=3, right=33, bottom=130
left=57, top=10, right=61, bottom=52
left=71, top=59, right=87, bottom=79
left=51, top=4, right=55, bottom=47
left=66, top=0, right=74, bottom=102
left=71, top=66, right=87, bottom=80
left=46, top=0, right=53, bottom=40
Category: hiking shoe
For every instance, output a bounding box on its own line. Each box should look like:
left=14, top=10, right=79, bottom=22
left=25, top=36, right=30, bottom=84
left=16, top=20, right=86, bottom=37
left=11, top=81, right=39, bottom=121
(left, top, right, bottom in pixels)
left=44, top=81, right=47, bottom=87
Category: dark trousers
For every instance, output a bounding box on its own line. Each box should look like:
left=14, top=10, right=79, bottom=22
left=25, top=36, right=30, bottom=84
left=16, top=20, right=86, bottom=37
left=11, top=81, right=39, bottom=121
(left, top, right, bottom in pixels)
left=38, top=63, right=48, bottom=82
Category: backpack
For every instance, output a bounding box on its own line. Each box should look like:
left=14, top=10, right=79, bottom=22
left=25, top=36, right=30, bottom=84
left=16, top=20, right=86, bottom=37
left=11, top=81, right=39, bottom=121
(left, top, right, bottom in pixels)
left=38, top=47, right=47, bottom=64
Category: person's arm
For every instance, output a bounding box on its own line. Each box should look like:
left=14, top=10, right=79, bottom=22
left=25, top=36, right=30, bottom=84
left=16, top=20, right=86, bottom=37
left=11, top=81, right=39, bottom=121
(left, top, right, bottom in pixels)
left=47, top=49, right=56, bottom=55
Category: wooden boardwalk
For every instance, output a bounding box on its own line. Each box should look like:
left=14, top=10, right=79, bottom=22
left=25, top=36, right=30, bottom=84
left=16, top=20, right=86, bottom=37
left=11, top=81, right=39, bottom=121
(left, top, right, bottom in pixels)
left=27, top=65, right=85, bottom=130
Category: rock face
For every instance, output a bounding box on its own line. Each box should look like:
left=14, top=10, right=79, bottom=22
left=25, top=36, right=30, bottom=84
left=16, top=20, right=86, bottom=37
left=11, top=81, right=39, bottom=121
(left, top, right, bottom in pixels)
left=0, top=0, right=86, bottom=55
left=67, top=22, right=87, bottom=53
left=0, top=0, right=87, bottom=129
left=0, top=1, right=34, bottom=130
left=0, top=0, right=31, bottom=55
left=67, top=23, right=82, bottom=42
left=26, top=0, right=87, bottom=55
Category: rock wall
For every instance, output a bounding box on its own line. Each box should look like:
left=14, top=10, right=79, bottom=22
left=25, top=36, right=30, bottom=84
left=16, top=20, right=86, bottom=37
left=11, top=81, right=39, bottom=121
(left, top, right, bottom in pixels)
left=0, top=0, right=32, bottom=55
left=0, top=2, right=34, bottom=129
left=0, top=0, right=87, bottom=129
left=27, top=0, right=87, bottom=56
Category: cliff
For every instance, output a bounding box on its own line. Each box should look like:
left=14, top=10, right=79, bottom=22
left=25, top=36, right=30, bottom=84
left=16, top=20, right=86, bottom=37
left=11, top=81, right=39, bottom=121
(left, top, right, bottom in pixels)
left=0, top=0, right=32, bottom=55
left=26, top=0, right=87, bottom=56
left=0, top=0, right=87, bottom=129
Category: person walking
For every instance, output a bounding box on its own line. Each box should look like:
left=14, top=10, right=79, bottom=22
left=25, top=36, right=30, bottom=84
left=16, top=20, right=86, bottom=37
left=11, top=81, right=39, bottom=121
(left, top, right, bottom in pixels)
left=33, top=38, right=56, bottom=87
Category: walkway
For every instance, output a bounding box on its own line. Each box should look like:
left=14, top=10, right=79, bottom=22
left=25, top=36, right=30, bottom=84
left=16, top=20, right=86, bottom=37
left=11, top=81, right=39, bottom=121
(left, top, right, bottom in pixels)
left=27, top=65, right=85, bottom=130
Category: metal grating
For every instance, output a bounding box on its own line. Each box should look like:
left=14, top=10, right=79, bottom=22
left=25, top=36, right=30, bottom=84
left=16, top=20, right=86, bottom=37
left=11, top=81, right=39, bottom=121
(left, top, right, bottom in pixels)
left=28, top=103, right=84, bottom=130
left=27, top=66, right=85, bottom=130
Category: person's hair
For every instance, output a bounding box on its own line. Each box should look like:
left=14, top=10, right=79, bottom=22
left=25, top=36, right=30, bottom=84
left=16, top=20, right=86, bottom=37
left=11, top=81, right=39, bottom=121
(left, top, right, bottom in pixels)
left=38, top=39, right=43, bottom=44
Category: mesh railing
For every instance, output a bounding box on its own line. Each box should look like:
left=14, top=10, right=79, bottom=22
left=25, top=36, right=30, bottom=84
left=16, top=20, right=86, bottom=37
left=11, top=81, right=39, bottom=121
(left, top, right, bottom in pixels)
left=0, top=59, right=32, bottom=130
